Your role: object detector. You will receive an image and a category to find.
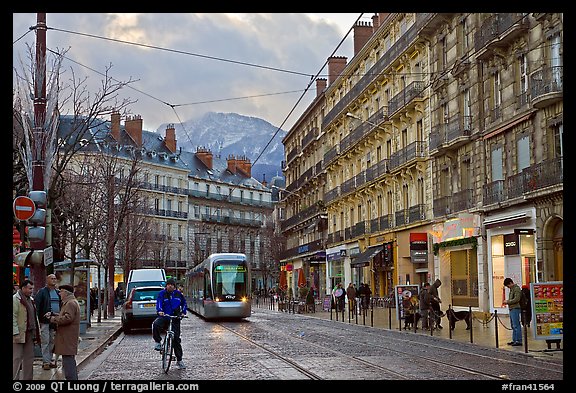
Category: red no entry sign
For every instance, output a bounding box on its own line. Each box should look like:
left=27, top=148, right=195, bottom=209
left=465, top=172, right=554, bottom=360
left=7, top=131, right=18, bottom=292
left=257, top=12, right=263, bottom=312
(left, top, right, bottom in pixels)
left=13, top=196, right=36, bottom=221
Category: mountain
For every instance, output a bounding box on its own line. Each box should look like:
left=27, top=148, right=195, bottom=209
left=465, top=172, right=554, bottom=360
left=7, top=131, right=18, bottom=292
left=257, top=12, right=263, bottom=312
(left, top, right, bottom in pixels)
left=157, top=112, right=286, bottom=183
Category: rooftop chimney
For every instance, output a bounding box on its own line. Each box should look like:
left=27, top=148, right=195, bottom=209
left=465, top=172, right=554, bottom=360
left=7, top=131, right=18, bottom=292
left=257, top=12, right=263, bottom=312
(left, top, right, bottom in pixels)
left=372, top=14, right=380, bottom=32
left=196, top=147, right=213, bottom=170
left=227, top=154, right=251, bottom=178
left=261, top=173, right=267, bottom=187
left=164, top=124, right=177, bottom=153
left=125, top=115, right=143, bottom=147
left=353, top=21, right=373, bottom=56
left=111, top=111, right=120, bottom=141
left=316, top=78, right=327, bottom=98
left=327, top=56, right=347, bottom=86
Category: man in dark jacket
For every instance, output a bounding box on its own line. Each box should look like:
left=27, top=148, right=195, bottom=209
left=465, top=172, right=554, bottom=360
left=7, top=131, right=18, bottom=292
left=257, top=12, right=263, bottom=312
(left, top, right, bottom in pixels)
left=152, top=278, right=188, bottom=369
left=34, top=274, right=60, bottom=370
left=428, top=279, right=444, bottom=329
left=419, top=282, right=432, bottom=329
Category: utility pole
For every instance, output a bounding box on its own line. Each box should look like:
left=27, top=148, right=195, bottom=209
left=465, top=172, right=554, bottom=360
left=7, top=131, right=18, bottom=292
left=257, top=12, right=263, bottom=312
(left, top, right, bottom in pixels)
left=30, top=12, right=48, bottom=291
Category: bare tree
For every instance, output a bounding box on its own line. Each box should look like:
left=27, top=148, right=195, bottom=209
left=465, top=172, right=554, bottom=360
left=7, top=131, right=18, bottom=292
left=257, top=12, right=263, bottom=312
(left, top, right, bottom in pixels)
left=13, top=42, right=136, bottom=291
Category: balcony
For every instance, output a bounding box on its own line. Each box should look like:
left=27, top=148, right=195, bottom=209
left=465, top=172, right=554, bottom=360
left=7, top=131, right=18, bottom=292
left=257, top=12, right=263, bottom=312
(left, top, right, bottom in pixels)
left=321, top=14, right=434, bottom=129
left=389, top=141, right=426, bottom=172
left=452, top=189, right=474, bottom=212
left=523, top=157, right=563, bottom=193
left=380, top=214, right=393, bottom=231
left=286, top=146, right=301, bottom=164
left=324, top=186, right=340, bottom=205
left=429, top=114, right=474, bottom=155
left=388, top=81, right=426, bottom=118
left=323, top=145, right=339, bottom=169
left=530, top=66, right=563, bottom=109
left=365, top=159, right=389, bottom=183
left=302, top=127, right=318, bottom=150
left=483, top=180, right=505, bottom=205
left=280, top=202, right=324, bottom=232
left=395, top=209, right=408, bottom=227
left=433, top=196, right=452, bottom=217
left=351, top=221, right=366, bottom=238
left=475, top=13, right=529, bottom=60
left=408, top=204, right=426, bottom=223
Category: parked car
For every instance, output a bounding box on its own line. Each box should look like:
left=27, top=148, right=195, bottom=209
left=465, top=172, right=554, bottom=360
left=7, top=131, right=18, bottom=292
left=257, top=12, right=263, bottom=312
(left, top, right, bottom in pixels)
left=121, top=286, right=163, bottom=334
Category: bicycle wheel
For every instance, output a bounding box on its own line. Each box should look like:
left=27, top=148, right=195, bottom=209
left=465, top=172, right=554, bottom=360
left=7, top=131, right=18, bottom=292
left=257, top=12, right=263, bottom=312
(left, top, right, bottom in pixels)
left=162, top=334, right=174, bottom=373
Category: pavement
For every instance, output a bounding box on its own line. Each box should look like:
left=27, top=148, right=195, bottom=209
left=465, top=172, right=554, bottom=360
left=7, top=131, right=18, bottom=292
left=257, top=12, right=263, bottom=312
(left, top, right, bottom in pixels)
left=33, top=313, right=123, bottom=380
left=32, top=303, right=563, bottom=380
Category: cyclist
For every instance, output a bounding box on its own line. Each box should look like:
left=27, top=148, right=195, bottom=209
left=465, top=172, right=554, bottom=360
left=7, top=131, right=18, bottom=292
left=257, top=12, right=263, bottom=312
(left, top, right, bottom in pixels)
left=152, top=278, right=187, bottom=369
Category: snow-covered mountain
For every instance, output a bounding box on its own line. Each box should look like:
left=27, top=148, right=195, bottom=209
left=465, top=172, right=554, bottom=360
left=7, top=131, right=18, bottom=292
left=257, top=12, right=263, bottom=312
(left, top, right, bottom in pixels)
left=157, top=112, right=287, bottom=171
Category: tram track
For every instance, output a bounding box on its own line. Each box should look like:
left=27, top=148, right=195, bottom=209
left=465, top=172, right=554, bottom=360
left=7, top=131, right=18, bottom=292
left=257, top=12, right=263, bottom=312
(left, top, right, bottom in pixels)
left=220, top=310, right=562, bottom=380
left=219, top=320, right=500, bottom=380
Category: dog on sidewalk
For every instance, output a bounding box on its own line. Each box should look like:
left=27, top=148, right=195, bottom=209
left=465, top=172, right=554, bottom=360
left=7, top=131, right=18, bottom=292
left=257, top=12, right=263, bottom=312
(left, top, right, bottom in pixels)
left=403, top=312, right=421, bottom=330
left=447, top=308, right=471, bottom=330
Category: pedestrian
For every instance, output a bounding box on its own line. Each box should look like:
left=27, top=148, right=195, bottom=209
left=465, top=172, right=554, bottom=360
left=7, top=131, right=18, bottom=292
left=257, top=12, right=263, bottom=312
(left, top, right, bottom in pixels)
left=45, top=284, right=81, bottom=380
left=364, top=283, right=372, bottom=309
left=346, top=283, right=357, bottom=314
left=34, top=273, right=61, bottom=370
left=332, top=283, right=346, bottom=312
left=503, top=277, right=523, bottom=346
left=357, top=283, right=366, bottom=310
left=428, top=278, right=444, bottom=329
left=419, top=282, right=432, bottom=329
left=90, top=287, right=98, bottom=317
left=152, top=278, right=188, bottom=370
left=13, top=279, right=41, bottom=380
left=13, top=283, right=20, bottom=295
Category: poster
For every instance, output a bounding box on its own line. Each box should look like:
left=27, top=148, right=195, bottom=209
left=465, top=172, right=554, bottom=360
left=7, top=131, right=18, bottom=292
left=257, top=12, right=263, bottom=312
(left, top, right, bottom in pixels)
left=395, top=284, right=420, bottom=322
left=531, top=281, right=563, bottom=340
left=55, top=266, right=90, bottom=325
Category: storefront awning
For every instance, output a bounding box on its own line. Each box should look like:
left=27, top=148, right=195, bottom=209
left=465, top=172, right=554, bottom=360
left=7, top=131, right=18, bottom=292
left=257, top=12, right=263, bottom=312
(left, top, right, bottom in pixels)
left=484, top=213, right=529, bottom=230
left=350, top=245, right=383, bottom=267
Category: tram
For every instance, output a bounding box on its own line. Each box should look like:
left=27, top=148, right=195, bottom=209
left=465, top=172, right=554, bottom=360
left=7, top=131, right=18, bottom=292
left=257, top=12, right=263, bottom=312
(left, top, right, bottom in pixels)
left=184, top=253, right=251, bottom=320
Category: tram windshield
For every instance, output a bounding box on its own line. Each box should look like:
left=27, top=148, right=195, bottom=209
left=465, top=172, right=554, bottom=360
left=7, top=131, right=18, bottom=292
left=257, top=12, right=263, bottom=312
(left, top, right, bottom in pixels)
left=214, top=261, right=248, bottom=299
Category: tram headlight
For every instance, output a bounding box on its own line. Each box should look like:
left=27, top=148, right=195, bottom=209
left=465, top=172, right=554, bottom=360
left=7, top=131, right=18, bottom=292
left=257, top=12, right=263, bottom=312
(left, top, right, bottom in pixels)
left=241, top=296, right=247, bottom=302
left=215, top=297, right=220, bottom=302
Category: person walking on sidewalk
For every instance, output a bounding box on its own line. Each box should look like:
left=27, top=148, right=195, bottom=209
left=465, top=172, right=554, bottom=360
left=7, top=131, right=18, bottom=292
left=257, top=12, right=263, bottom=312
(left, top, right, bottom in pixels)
left=45, top=284, right=81, bottom=380
left=34, top=274, right=61, bottom=370
left=152, top=278, right=188, bottom=370
left=419, top=282, right=432, bottom=330
left=13, top=279, right=41, bottom=380
left=346, top=283, right=357, bottom=314
left=503, top=277, right=523, bottom=347
left=428, top=279, right=444, bottom=329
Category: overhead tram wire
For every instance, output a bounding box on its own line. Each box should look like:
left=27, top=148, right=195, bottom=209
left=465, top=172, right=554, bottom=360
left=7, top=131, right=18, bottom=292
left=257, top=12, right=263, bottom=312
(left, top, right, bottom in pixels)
left=47, top=26, right=315, bottom=79
left=224, top=13, right=364, bottom=196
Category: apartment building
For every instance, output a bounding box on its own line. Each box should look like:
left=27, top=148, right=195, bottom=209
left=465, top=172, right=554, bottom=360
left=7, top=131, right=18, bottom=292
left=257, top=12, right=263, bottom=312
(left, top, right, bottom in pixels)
left=282, top=13, right=562, bottom=313
left=58, top=112, right=274, bottom=286
left=280, top=78, right=329, bottom=299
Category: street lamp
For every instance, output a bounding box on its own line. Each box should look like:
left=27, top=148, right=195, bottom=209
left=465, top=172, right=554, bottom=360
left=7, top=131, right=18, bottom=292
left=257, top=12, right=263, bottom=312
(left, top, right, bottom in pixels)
left=271, top=185, right=298, bottom=200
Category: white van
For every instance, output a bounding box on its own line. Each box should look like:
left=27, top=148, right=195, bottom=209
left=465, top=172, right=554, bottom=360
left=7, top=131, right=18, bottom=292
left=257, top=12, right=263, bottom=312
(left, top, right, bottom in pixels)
left=126, top=268, right=167, bottom=296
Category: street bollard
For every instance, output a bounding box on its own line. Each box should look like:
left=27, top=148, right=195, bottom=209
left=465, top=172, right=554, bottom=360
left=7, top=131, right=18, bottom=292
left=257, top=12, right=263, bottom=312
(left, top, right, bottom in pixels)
left=388, top=306, right=392, bottom=330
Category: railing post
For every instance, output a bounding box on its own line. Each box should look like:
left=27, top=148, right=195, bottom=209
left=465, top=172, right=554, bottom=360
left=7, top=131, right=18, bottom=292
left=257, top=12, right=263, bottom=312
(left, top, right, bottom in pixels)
left=388, top=306, right=392, bottom=330
left=448, top=305, right=453, bottom=339
left=494, top=309, right=499, bottom=348
left=469, top=306, right=473, bottom=343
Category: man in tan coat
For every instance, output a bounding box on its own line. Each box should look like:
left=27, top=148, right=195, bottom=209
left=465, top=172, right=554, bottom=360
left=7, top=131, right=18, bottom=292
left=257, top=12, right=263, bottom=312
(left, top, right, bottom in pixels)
left=13, top=279, right=41, bottom=380
left=45, top=284, right=80, bottom=380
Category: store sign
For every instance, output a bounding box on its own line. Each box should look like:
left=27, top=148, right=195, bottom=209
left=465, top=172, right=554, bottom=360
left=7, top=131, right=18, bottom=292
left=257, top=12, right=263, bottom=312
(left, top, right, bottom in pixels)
left=503, top=233, right=519, bottom=255
left=410, top=233, right=428, bottom=263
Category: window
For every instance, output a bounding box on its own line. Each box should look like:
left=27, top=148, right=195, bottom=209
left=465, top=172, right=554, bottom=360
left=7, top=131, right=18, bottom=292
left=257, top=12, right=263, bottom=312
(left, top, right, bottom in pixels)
left=552, top=123, right=563, bottom=159
left=460, top=18, right=469, bottom=55
left=167, top=199, right=172, bottom=211
left=491, top=146, right=503, bottom=181
left=461, top=159, right=471, bottom=190
left=463, top=88, right=471, bottom=128
left=494, top=71, right=501, bottom=108
left=517, top=135, right=530, bottom=171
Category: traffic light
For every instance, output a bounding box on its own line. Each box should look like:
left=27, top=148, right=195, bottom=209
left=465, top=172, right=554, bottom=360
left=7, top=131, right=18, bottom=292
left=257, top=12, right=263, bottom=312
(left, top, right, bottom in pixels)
left=27, top=190, right=47, bottom=246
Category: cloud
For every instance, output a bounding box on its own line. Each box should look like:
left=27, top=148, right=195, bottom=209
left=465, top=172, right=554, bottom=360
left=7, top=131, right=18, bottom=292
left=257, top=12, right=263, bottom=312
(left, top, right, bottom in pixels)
left=13, top=13, right=359, bottom=132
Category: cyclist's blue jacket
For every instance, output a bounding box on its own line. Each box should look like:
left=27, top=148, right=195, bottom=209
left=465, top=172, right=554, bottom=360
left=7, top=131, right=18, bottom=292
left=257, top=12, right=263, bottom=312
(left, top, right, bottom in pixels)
left=156, top=289, right=187, bottom=317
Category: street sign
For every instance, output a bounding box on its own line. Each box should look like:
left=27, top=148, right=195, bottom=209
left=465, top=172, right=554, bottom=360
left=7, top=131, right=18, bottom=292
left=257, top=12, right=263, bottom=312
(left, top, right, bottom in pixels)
left=44, top=246, right=53, bottom=266
left=13, top=196, right=36, bottom=221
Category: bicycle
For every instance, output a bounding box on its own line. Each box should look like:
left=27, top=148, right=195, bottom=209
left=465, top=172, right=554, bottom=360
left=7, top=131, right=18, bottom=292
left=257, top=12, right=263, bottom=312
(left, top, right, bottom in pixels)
left=160, top=314, right=187, bottom=373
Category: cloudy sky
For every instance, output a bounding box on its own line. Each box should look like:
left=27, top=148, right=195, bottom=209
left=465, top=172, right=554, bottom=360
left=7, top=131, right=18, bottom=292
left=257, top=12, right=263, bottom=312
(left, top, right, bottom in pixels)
left=13, top=13, right=369, bottom=135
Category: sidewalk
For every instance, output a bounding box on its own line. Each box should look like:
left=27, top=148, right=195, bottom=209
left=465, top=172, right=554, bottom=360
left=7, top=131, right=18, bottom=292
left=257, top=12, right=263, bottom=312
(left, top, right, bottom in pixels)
left=256, top=301, right=564, bottom=361
left=33, top=313, right=123, bottom=380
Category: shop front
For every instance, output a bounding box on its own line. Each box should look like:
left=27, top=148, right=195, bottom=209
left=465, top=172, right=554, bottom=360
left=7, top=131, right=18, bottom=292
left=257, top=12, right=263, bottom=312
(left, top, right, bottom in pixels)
left=430, top=214, right=483, bottom=310
left=326, top=245, right=346, bottom=292
left=486, top=208, right=536, bottom=314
